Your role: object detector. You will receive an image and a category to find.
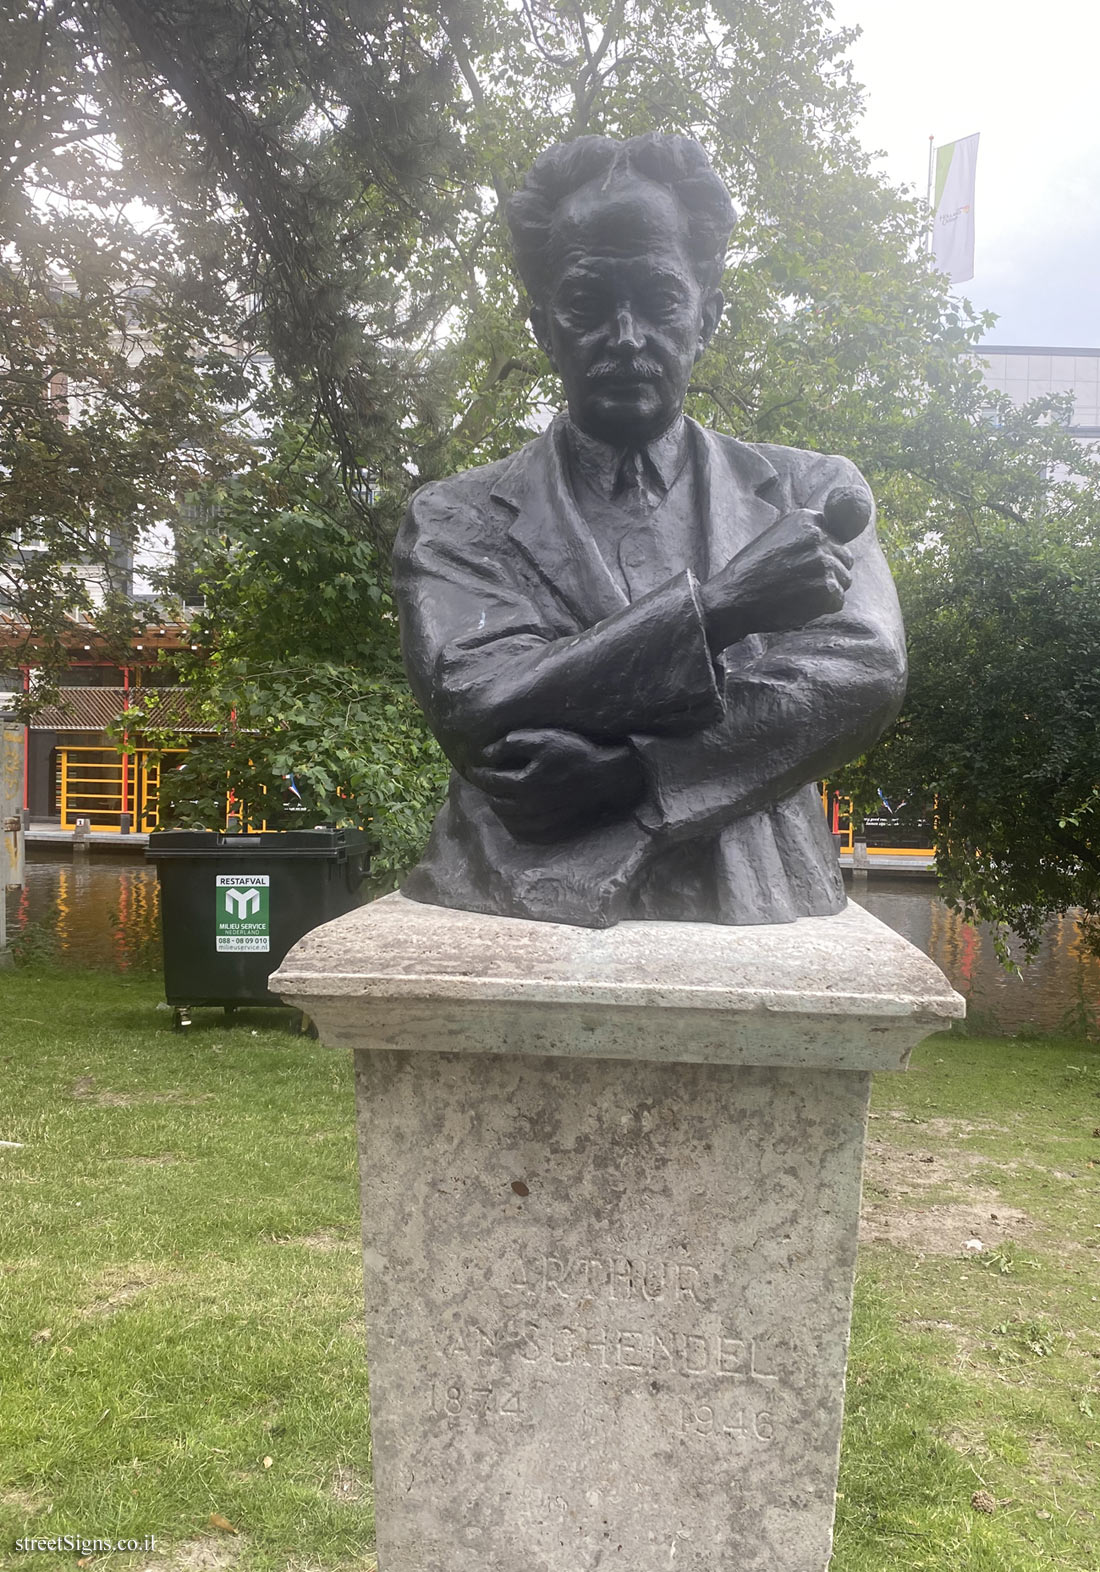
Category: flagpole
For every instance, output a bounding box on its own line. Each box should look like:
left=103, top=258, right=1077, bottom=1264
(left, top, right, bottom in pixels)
left=925, top=134, right=935, bottom=254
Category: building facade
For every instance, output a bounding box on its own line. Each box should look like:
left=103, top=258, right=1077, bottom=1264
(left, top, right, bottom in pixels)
left=978, top=344, right=1100, bottom=441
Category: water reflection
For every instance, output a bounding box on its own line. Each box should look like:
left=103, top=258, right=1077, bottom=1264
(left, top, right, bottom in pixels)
left=5, top=854, right=161, bottom=973
left=5, top=857, right=1100, bottom=1033
left=855, top=876, right=1100, bottom=1035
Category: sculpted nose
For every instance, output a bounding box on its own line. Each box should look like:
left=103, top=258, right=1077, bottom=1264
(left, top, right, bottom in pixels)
left=607, top=306, right=644, bottom=353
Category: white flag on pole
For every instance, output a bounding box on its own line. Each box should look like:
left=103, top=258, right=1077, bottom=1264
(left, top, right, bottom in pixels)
left=932, top=133, right=979, bottom=283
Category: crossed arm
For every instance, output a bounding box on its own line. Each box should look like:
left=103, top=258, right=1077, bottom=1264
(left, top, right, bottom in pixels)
left=396, top=483, right=905, bottom=845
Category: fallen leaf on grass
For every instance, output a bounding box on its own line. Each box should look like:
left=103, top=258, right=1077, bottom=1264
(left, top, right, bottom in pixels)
left=208, top=1514, right=238, bottom=1534
left=31, top=1327, right=51, bottom=1344
left=262, top=1456, right=273, bottom=1469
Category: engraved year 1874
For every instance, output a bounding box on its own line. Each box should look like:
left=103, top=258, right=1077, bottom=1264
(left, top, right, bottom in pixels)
left=428, top=1380, right=522, bottom=1419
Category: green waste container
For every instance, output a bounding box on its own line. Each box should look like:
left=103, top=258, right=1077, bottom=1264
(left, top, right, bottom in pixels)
left=147, top=828, right=370, bottom=1026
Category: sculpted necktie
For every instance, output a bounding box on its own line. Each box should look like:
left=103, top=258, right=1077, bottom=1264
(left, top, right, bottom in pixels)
left=613, top=448, right=663, bottom=510
left=613, top=449, right=693, bottom=597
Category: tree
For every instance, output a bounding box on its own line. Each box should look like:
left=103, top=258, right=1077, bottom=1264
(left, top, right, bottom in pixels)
left=1, top=2, right=264, bottom=703
left=135, top=425, right=449, bottom=881
left=379, top=0, right=1100, bottom=947
left=10, top=1, right=1100, bottom=950
left=96, top=0, right=469, bottom=529
left=1, top=0, right=466, bottom=707
left=839, top=404, right=1100, bottom=961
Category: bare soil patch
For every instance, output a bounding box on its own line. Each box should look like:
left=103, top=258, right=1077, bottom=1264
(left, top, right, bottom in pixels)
left=70, top=1076, right=211, bottom=1109
left=282, top=1228, right=357, bottom=1253
left=137, top=1540, right=241, bottom=1572
left=860, top=1198, right=1030, bottom=1255
left=868, top=1111, right=1012, bottom=1139
left=0, top=1486, right=48, bottom=1513
left=860, top=1139, right=1030, bottom=1254
left=863, top=1139, right=1008, bottom=1193
left=80, top=1265, right=168, bottom=1318
left=329, top=1463, right=368, bottom=1503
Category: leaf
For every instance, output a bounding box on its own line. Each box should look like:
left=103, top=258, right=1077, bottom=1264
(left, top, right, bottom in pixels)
left=208, top=1514, right=238, bottom=1534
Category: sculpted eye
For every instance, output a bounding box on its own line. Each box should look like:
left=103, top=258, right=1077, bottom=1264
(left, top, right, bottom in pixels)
left=647, top=286, right=685, bottom=318
left=555, top=280, right=608, bottom=328
left=562, top=293, right=603, bottom=325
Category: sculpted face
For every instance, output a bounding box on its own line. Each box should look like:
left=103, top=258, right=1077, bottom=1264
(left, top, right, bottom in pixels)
left=531, top=174, right=723, bottom=446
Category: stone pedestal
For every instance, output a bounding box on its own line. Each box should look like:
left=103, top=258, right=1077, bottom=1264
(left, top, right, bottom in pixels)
left=273, top=894, right=963, bottom=1572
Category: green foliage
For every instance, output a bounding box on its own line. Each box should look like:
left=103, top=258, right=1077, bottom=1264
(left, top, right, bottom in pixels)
left=8, top=0, right=1100, bottom=921
left=97, top=0, right=469, bottom=520
left=0, top=0, right=264, bottom=704
left=1, top=0, right=465, bottom=705
left=840, top=435, right=1100, bottom=961
left=133, top=429, right=449, bottom=878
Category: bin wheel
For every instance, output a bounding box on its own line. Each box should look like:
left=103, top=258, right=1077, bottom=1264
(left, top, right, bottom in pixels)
left=173, top=1008, right=192, bottom=1031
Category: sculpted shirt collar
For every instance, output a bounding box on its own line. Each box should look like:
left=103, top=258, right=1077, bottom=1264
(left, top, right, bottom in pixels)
left=565, top=416, right=691, bottom=502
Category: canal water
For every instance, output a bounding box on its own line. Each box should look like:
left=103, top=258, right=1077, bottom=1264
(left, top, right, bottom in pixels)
left=857, top=876, right=1100, bottom=1037
left=5, top=853, right=163, bottom=975
left=5, top=855, right=1100, bottom=1035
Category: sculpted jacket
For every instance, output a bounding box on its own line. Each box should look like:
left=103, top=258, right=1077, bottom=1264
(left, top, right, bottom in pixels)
left=393, top=414, right=907, bottom=928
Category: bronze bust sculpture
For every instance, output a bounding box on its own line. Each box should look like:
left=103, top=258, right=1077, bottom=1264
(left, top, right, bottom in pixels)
left=394, top=133, right=906, bottom=927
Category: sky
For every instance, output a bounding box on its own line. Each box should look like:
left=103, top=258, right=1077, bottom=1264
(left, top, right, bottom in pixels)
left=830, top=1, right=1100, bottom=348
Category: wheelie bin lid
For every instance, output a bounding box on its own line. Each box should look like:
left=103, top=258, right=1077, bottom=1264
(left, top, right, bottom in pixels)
left=146, top=828, right=371, bottom=861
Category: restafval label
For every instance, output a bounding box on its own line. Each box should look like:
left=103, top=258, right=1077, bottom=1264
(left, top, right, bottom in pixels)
left=215, top=873, right=270, bottom=952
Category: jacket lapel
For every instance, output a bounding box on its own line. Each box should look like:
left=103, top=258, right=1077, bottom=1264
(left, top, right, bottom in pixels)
left=490, top=416, right=784, bottom=626
left=492, top=418, right=629, bottom=627
left=690, top=421, right=782, bottom=578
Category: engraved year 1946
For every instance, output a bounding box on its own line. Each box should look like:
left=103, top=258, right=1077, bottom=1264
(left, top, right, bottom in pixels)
left=681, top=1401, right=774, bottom=1442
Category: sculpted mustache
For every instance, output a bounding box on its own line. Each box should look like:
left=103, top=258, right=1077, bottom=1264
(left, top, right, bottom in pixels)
left=587, top=358, right=663, bottom=381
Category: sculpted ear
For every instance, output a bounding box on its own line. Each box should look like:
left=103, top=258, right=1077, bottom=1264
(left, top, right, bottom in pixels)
left=529, top=305, right=557, bottom=369
left=695, top=290, right=724, bottom=361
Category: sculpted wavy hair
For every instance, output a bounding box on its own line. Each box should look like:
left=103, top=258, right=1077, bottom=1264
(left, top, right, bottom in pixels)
left=506, top=133, right=736, bottom=306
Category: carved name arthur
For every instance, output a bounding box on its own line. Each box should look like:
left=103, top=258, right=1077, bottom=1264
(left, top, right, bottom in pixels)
left=505, top=1252, right=709, bottom=1305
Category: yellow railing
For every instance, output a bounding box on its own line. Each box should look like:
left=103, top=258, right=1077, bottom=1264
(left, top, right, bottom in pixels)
left=58, top=746, right=186, bottom=832
left=821, top=788, right=935, bottom=859
left=59, top=745, right=275, bottom=833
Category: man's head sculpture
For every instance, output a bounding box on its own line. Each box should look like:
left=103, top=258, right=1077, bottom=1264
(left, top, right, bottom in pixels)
left=505, top=134, right=736, bottom=447
left=391, top=131, right=907, bottom=929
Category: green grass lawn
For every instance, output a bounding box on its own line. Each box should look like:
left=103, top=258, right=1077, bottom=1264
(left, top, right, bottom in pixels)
left=0, top=971, right=371, bottom=1572
left=835, top=1031, right=1100, bottom=1570
left=1, top=967, right=1097, bottom=1570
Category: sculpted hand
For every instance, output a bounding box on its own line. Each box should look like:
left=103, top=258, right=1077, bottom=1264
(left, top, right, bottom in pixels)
left=700, top=506, right=855, bottom=653
left=465, top=728, right=646, bottom=843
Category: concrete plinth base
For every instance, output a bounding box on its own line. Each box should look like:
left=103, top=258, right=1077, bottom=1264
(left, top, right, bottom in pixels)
left=273, top=894, right=963, bottom=1572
